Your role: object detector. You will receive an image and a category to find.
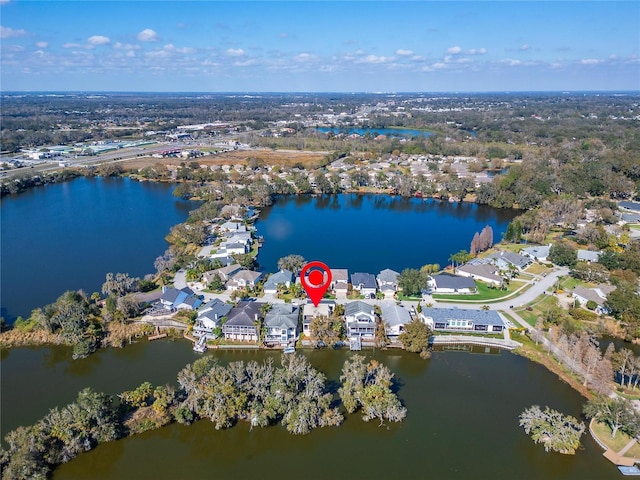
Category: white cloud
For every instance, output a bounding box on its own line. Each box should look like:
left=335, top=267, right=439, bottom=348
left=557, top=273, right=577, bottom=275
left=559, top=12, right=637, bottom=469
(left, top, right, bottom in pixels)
left=87, top=35, right=110, bottom=46
left=63, top=42, right=83, bottom=49
left=466, top=48, right=486, bottom=55
left=294, top=52, right=315, bottom=62
left=226, top=48, right=245, bottom=56
left=396, top=49, right=414, bottom=56
left=1, top=26, right=28, bottom=38
left=519, top=44, right=531, bottom=51
left=580, top=58, right=600, bottom=65
left=500, top=59, right=522, bottom=66
left=432, top=62, right=447, bottom=69
left=138, top=28, right=159, bottom=42
left=35, top=41, right=48, bottom=48
left=279, top=33, right=289, bottom=38
left=234, top=59, right=255, bottom=67
left=0, top=0, right=12, bottom=4
left=356, top=54, right=388, bottom=64
left=446, top=46, right=462, bottom=55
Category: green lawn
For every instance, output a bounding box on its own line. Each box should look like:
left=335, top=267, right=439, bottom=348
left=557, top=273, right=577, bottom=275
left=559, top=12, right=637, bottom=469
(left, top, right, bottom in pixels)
left=591, top=421, right=640, bottom=457
left=433, top=281, right=524, bottom=302
left=514, top=294, right=558, bottom=326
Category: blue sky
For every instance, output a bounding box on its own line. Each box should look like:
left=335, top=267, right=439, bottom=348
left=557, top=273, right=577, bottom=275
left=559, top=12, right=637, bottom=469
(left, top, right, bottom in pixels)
left=1, top=1, right=639, bottom=92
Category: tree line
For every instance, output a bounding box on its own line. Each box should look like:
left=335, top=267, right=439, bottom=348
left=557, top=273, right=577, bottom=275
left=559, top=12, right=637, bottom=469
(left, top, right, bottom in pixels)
left=0, top=354, right=405, bottom=478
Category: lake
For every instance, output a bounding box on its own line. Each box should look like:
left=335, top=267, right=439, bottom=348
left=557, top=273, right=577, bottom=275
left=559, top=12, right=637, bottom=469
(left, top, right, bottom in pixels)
left=0, top=342, right=615, bottom=479
left=256, top=194, right=518, bottom=273
left=0, top=177, right=193, bottom=322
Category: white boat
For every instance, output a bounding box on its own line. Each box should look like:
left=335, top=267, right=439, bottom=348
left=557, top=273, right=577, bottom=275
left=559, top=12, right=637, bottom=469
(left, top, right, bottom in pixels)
left=283, top=346, right=295, bottom=354
left=193, top=336, right=207, bottom=353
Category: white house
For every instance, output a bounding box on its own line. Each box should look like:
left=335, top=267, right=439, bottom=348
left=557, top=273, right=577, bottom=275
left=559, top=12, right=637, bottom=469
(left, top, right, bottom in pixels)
left=344, top=300, right=377, bottom=338
left=379, top=301, right=411, bottom=337
left=456, top=263, right=502, bottom=286
left=521, top=244, right=551, bottom=263
left=428, top=274, right=477, bottom=294
left=420, top=307, right=504, bottom=333
left=263, top=269, right=294, bottom=295
left=302, top=300, right=335, bottom=337
left=331, top=268, right=349, bottom=297
left=227, top=270, right=262, bottom=291
left=377, top=269, right=400, bottom=297
left=264, top=304, right=300, bottom=345
left=351, top=272, right=377, bottom=298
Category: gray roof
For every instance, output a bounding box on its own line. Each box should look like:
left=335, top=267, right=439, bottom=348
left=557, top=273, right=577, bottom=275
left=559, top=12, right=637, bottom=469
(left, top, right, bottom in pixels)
left=521, top=245, right=550, bottom=259
left=377, top=268, right=400, bottom=284
left=457, top=264, right=502, bottom=283
left=351, top=272, right=377, bottom=289
left=345, top=300, right=375, bottom=317
left=379, top=301, right=411, bottom=327
left=264, top=303, right=299, bottom=329
left=263, top=269, right=293, bottom=290
left=225, top=301, right=265, bottom=327
left=487, top=251, right=531, bottom=269
left=331, top=269, right=349, bottom=283
left=198, top=298, right=232, bottom=319
left=431, top=274, right=477, bottom=290
left=421, top=307, right=504, bottom=327
left=577, top=249, right=601, bottom=262
left=572, top=286, right=606, bottom=306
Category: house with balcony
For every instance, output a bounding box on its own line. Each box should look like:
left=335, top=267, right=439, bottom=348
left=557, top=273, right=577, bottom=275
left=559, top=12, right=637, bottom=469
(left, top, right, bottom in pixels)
left=193, top=298, right=233, bottom=339
left=344, top=300, right=377, bottom=338
left=302, top=300, right=335, bottom=336
left=222, top=301, right=265, bottom=342
left=419, top=307, right=504, bottom=333
left=264, top=304, right=300, bottom=345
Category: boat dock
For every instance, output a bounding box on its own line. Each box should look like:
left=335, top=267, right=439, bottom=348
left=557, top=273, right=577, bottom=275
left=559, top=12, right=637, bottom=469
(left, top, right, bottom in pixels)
left=429, top=335, right=521, bottom=350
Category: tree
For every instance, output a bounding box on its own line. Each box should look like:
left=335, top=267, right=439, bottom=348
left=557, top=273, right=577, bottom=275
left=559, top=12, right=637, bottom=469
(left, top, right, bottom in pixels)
left=309, top=315, right=343, bottom=348
left=208, top=273, right=226, bottom=291
left=101, top=272, right=137, bottom=297
left=338, top=355, right=406, bottom=426
left=584, top=397, right=640, bottom=439
left=519, top=405, right=585, bottom=454
left=398, top=318, right=432, bottom=358
left=448, top=250, right=471, bottom=271
left=277, top=254, right=306, bottom=275
left=397, top=268, right=427, bottom=297
left=549, top=242, right=578, bottom=267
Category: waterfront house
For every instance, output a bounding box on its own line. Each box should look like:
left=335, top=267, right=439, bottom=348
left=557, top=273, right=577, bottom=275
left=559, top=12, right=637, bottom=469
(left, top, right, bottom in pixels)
left=521, top=244, right=551, bottom=263
left=263, top=269, right=294, bottom=295
left=227, top=269, right=263, bottom=291
left=419, top=307, right=504, bottom=333
left=351, top=272, right=378, bottom=298
left=302, top=299, right=336, bottom=337
left=159, top=286, right=202, bottom=311
left=219, top=221, right=247, bottom=233
left=377, top=269, right=400, bottom=297
left=193, top=299, right=233, bottom=339
left=428, top=274, right=477, bottom=294
left=331, top=268, right=349, bottom=297
left=264, top=303, right=300, bottom=344
left=302, top=300, right=335, bottom=336
left=211, top=241, right=247, bottom=259
left=344, top=300, right=377, bottom=338
left=456, top=263, right=502, bottom=286
left=572, top=285, right=615, bottom=314
left=486, top=251, right=531, bottom=271
left=222, top=301, right=265, bottom=342
left=208, top=263, right=242, bottom=282
left=379, top=301, right=411, bottom=338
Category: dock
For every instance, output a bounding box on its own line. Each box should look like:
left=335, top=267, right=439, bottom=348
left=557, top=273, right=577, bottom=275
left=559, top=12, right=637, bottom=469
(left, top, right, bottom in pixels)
left=429, top=335, right=521, bottom=350
left=349, top=335, right=361, bottom=351
left=148, top=327, right=168, bottom=341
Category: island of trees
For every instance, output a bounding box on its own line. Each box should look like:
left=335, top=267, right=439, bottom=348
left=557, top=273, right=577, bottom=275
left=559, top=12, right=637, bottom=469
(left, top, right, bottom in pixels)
left=0, top=354, right=405, bottom=479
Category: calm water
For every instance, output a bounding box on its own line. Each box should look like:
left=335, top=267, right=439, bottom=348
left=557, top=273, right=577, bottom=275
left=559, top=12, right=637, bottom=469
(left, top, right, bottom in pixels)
left=316, top=127, right=433, bottom=137
left=256, top=194, right=518, bottom=273
left=0, top=343, right=614, bottom=479
left=0, top=177, right=192, bottom=322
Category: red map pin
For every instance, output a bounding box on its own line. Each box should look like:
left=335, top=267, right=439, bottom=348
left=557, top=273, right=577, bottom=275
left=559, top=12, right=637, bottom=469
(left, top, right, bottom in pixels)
left=300, top=261, right=332, bottom=307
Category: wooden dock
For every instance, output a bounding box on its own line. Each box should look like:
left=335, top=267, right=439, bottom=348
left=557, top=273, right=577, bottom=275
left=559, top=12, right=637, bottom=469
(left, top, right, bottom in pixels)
left=429, top=335, right=521, bottom=350
left=148, top=327, right=168, bottom=341
left=349, top=336, right=361, bottom=351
